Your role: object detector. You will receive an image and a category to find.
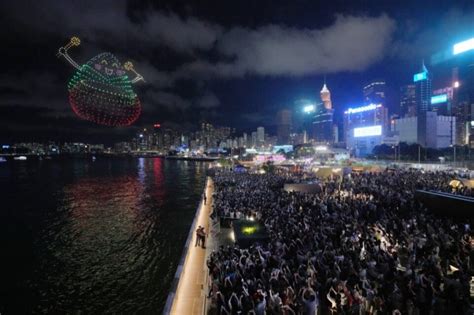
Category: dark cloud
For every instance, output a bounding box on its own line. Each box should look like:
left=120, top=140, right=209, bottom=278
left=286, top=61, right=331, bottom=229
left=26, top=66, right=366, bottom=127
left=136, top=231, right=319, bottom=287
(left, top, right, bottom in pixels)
left=176, top=14, right=396, bottom=78
left=145, top=90, right=191, bottom=111
left=196, top=92, right=220, bottom=109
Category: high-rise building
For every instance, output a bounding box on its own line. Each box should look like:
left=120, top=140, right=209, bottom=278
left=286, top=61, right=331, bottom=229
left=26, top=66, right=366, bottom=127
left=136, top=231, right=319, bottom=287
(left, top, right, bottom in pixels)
left=400, top=84, right=416, bottom=117
left=430, top=38, right=474, bottom=146
left=343, top=103, right=388, bottom=149
left=313, top=84, right=334, bottom=143
left=320, top=83, right=332, bottom=110
left=454, top=63, right=474, bottom=146
left=276, top=109, right=292, bottom=144
left=251, top=131, right=258, bottom=148
left=363, top=80, right=386, bottom=105
left=257, top=127, right=265, bottom=146
left=414, top=61, right=433, bottom=146
left=392, top=113, right=455, bottom=148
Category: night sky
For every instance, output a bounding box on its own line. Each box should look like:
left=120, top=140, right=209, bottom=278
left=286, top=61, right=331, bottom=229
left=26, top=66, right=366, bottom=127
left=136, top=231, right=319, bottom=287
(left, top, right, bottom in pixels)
left=1, top=0, right=474, bottom=144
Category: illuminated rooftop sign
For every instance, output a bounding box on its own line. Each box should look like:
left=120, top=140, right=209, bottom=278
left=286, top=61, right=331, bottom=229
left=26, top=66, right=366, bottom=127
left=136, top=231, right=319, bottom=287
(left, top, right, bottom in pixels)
left=453, top=37, right=474, bottom=55
left=344, top=104, right=381, bottom=114
left=431, top=94, right=448, bottom=104
left=354, top=125, right=382, bottom=138
left=303, top=104, right=315, bottom=113
left=413, top=72, right=427, bottom=82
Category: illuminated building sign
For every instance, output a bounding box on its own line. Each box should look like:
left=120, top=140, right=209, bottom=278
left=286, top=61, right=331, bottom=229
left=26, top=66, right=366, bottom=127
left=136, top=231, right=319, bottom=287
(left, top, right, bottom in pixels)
left=431, top=94, right=448, bottom=104
left=273, top=145, right=293, bottom=153
left=354, top=125, right=382, bottom=138
left=413, top=72, right=427, bottom=82
left=344, top=104, right=381, bottom=114
left=303, top=104, right=315, bottom=113
left=453, top=37, right=474, bottom=55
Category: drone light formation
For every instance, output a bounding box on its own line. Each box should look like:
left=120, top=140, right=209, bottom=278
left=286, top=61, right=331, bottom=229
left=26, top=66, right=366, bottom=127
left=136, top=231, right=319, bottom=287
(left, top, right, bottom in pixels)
left=57, top=37, right=145, bottom=126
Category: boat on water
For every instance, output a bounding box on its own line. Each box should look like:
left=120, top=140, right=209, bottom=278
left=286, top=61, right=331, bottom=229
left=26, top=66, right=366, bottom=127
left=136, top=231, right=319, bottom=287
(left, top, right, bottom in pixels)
left=13, top=156, right=27, bottom=161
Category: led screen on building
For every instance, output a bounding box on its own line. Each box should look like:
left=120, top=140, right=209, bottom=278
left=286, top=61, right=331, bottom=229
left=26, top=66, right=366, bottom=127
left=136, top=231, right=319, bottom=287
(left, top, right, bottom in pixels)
left=354, top=125, right=382, bottom=138
left=431, top=94, right=448, bottom=104
left=453, top=37, right=474, bottom=55
left=413, top=72, right=427, bottom=82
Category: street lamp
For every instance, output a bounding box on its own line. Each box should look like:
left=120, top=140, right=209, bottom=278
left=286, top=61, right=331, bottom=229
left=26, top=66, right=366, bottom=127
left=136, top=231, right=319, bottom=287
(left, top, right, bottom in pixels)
left=450, top=144, right=456, bottom=166
left=418, top=144, right=421, bottom=166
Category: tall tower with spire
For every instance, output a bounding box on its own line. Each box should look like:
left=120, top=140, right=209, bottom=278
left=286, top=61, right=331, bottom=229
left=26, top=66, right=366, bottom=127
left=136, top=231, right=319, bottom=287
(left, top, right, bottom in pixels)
left=313, top=81, right=335, bottom=143
left=320, top=81, right=332, bottom=110
left=414, top=60, right=432, bottom=146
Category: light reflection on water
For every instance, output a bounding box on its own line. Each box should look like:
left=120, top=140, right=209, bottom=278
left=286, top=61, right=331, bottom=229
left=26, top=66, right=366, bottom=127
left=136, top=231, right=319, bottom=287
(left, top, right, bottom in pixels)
left=0, top=158, right=206, bottom=313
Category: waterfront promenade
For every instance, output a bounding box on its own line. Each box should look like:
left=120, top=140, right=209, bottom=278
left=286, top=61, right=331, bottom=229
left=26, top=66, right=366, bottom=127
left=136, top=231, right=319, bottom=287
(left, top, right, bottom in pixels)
left=168, top=177, right=213, bottom=315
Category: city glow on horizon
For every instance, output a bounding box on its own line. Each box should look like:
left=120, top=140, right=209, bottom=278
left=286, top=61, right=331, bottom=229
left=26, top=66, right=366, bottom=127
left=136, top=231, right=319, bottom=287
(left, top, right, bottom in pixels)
left=344, top=104, right=381, bottom=114
left=453, top=37, right=474, bottom=55
left=354, top=125, right=382, bottom=138
left=431, top=94, right=448, bottom=104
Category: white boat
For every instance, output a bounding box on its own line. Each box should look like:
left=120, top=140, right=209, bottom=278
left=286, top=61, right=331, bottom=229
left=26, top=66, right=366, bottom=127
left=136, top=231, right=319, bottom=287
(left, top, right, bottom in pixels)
left=13, top=156, right=27, bottom=161
left=0, top=157, right=6, bottom=162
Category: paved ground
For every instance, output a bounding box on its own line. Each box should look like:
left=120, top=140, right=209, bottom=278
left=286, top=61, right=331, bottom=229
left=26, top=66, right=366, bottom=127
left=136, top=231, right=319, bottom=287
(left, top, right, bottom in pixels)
left=170, top=178, right=214, bottom=315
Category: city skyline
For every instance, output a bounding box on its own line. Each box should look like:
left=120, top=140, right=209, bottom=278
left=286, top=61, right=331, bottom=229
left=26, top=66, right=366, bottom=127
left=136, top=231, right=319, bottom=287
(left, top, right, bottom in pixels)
left=0, top=0, right=474, bottom=145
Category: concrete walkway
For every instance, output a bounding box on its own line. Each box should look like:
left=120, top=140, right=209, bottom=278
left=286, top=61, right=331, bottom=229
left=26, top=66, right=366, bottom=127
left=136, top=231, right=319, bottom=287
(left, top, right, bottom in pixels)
left=169, top=178, right=214, bottom=315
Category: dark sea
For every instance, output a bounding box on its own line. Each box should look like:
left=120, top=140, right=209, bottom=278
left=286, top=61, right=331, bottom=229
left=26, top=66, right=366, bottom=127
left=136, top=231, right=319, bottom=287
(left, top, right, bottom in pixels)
left=0, top=157, right=206, bottom=314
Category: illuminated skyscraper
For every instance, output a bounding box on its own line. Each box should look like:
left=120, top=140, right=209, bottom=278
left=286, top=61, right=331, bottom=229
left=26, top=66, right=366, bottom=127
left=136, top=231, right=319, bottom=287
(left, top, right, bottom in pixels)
left=363, top=80, right=386, bottom=105
left=414, top=61, right=432, bottom=146
left=400, top=84, right=416, bottom=117
left=313, top=83, right=334, bottom=143
left=320, top=83, right=332, bottom=110
left=430, top=37, right=474, bottom=146
left=343, top=103, right=388, bottom=147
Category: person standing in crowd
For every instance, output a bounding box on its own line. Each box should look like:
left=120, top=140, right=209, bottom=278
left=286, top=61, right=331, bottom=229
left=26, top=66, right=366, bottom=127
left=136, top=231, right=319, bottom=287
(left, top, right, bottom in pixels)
left=198, top=226, right=206, bottom=249
left=195, top=225, right=202, bottom=247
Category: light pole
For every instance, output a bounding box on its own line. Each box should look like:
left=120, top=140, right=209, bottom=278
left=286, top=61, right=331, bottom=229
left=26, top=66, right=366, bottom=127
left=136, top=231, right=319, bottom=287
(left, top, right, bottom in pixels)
left=454, top=145, right=456, bottom=166
left=418, top=144, right=421, bottom=165
left=450, top=144, right=456, bottom=167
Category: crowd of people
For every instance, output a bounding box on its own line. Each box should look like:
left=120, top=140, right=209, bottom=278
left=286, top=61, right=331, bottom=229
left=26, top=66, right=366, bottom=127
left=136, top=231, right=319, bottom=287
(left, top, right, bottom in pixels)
left=206, top=169, right=473, bottom=314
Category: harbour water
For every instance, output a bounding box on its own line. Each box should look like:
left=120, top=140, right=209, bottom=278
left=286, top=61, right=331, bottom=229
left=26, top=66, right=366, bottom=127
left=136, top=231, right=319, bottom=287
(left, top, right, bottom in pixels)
left=0, top=157, right=206, bottom=313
